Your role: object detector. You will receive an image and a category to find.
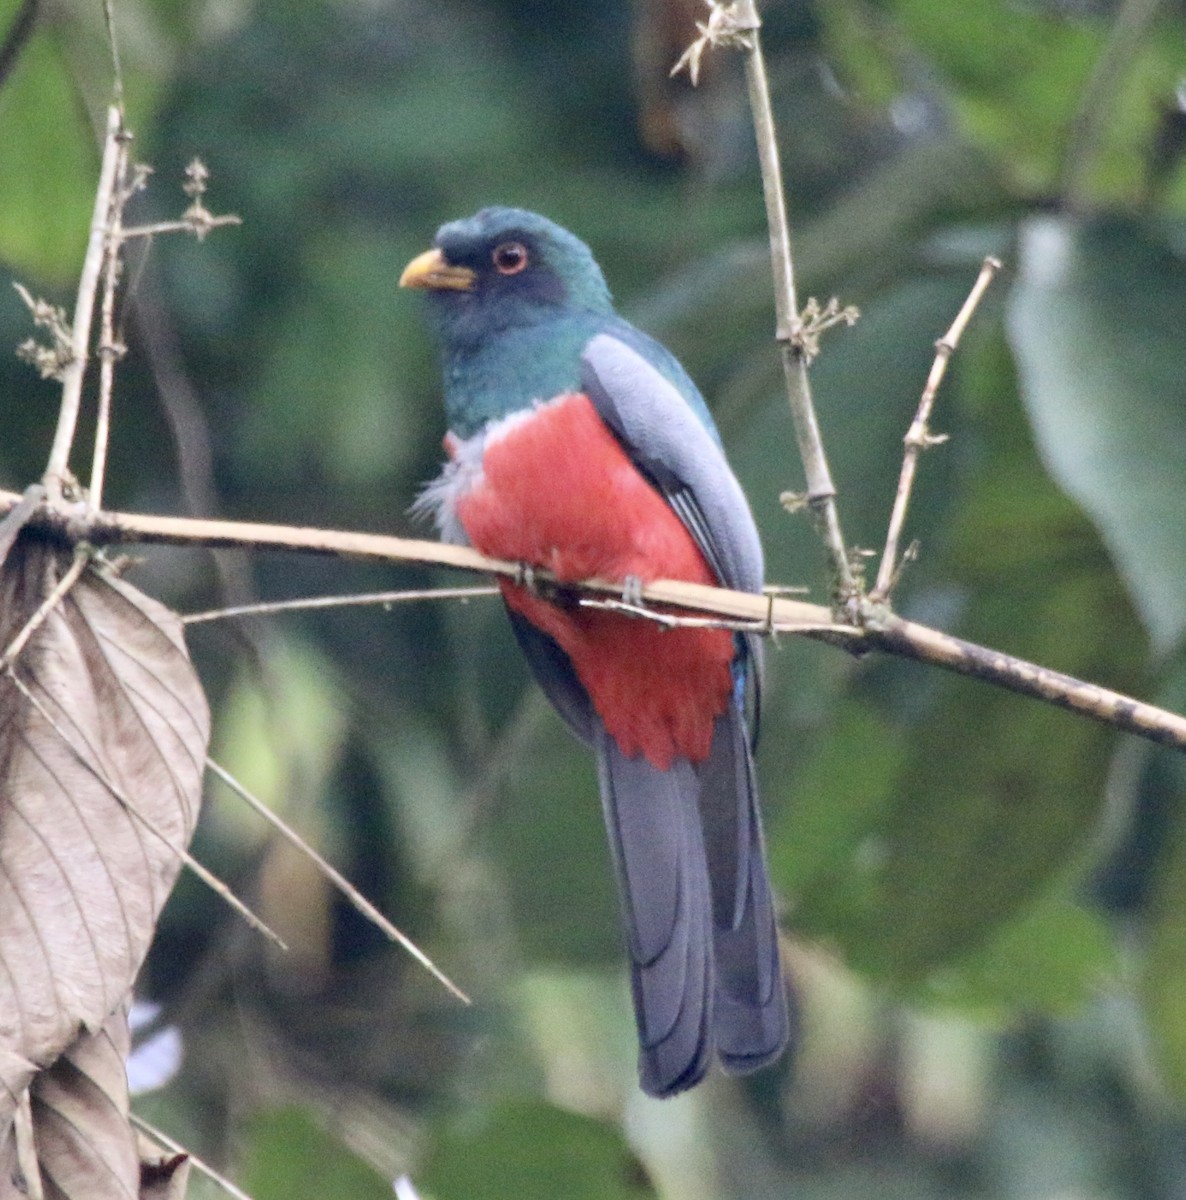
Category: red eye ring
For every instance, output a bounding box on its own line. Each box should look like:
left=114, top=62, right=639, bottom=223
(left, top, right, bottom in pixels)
left=492, top=241, right=529, bottom=275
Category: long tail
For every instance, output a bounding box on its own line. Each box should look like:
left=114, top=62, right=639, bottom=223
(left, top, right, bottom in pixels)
left=595, top=710, right=789, bottom=1097
left=698, top=707, right=790, bottom=1074
left=594, top=722, right=714, bottom=1097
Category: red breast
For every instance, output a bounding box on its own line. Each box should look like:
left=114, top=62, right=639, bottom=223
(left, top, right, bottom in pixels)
left=454, top=394, right=734, bottom=769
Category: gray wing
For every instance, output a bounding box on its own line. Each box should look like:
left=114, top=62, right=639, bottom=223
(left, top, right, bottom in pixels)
left=579, top=332, right=764, bottom=596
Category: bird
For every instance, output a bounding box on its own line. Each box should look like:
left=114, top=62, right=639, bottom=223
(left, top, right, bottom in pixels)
left=401, top=207, right=789, bottom=1097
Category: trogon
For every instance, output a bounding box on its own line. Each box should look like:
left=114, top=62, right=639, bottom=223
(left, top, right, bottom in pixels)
left=401, top=207, right=789, bottom=1097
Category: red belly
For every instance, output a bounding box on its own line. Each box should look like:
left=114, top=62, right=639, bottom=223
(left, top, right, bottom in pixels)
left=454, top=394, right=734, bottom=769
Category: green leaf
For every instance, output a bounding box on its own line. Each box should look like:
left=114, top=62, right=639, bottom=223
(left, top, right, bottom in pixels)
left=0, top=29, right=94, bottom=281
left=422, top=1099, right=655, bottom=1200
left=1008, top=216, right=1186, bottom=654
left=768, top=698, right=908, bottom=936
left=240, top=1107, right=392, bottom=1200
left=919, top=890, right=1117, bottom=1015
left=864, top=0, right=1181, bottom=201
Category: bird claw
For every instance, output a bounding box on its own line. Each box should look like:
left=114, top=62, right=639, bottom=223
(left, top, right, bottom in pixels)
left=514, top=562, right=540, bottom=593
left=621, top=575, right=644, bottom=606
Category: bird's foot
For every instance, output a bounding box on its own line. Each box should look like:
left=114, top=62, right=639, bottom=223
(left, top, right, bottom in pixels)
left=621, top=574, right=644, bottom=606
left=514, top=562, right=540, bottom=594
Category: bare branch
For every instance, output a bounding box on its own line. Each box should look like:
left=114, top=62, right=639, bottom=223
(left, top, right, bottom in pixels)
left=101, top=0, right=123, bottom=104
left=864, top=613, right=1186, bottom=749
left=3, top=489, right=1184, bottom=753
left=90, top=128, right=133, bottom=512
left=205, top=758, right=470, bottom=1004
left=872, top=256, right=1002, bottom=599
left=0, top=484, right=45, bottom=566
left=22, top=111, right=239, bottom=514
left=44, top=105, right=124, bottom=502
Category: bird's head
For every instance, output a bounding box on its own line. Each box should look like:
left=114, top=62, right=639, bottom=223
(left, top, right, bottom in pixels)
left=400, top=208, right=613, bottom=344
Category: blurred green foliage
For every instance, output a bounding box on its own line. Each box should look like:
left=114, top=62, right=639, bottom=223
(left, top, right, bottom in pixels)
left=4, top=0, right=1186, bottom=1197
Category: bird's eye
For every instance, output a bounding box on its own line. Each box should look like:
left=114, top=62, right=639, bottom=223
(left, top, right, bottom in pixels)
left=492, top=242, right=529, bottom=275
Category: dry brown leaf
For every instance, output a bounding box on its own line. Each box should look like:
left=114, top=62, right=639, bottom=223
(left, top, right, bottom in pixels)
left=0, top=538, right=210, bottom=1194
left=15, top=1005, right=140, bottom=1199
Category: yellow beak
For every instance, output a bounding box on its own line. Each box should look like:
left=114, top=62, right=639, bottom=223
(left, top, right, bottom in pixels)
left=399, top=247, right=476, bottom=292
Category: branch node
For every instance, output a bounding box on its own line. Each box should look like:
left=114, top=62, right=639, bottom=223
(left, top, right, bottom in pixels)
left=670, top=0, right=760, bottom=86
left=904, top=425, right=949, bottom=451
left=789, top=297, right=860, bottom=364
left=97, top=337, right=127, bottom=365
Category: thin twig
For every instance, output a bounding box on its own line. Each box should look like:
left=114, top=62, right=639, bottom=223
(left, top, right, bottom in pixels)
left=204, top=757, right=470, bottom=1003
left=44, top=105, right=123, bottom=502
left=183, top=585, right=499, bottom=625
left=131, top=1113, right=255, bottom=1200
left=13, top=282, right=73, bottom=380
left=118, top=215, right=242, bottom=240
left=6, top=669, right=287, bottom=950
left=0, top=545, right=89, bottom=671
left=728, top=0, right=858, bottom=607
left=90, top=129, right=132, bottom=511
left=0, top=484, right=46, bottom=568
left=578, top=593, right=772, bottom=635
left=871, top=256, right=1002, bottom=599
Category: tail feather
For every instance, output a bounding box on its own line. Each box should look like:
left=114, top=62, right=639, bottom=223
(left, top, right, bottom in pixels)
left=699, top=708, right=790, bottom=1073
left=595, top=723, right=714, bottom=1097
